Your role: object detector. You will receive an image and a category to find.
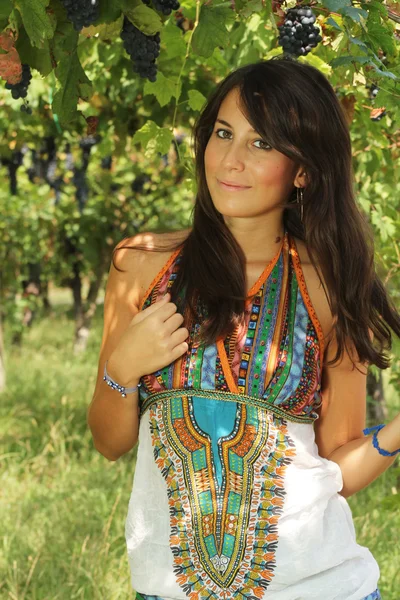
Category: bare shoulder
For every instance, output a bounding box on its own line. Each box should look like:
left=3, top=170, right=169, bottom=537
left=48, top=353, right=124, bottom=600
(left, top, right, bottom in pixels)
left=113, top=228, right=191, bottom=307
left=292, top=236, right=335, bottom=346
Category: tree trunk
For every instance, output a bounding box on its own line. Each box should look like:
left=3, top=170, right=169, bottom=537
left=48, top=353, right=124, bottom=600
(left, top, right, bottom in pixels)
left=366, top=369, right=388, bottom=422
left=0, top=317, right=5, bottom=393
left=41, top=279, right=52, bottom=314
left=70, top=260, right=88, bottom=354
left=21, top=262, right=42, bottom=328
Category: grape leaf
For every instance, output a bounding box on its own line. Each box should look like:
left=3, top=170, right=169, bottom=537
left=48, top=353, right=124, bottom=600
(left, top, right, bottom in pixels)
left=125, top=4, right=162, bottom=35
left=192, top=2, right=236, bottom=58
left=366, top=22, right=396, bottom=56
left=341, top=6, right=368, bottom=22
left=52, top=30, right=93, bottom=124
left=14, top=0, right=55, bottom=48
left=348, top=35, right=369, bottom=54
left=15, top=26, right=53, bottom=76
left=368, top=64, right=398, bottom=81
left=132, top=120, right=174, bottom=157
left=366, top=0, right=388, bottom=19
left=0, top=0, right=12, bottom=20
left=188, top=89, right=206, bottom=111
left=322, top=0, right=352, bottom=11
left=326, top=16, right=343, bottom=31
left=161, top=19, right=186, bottom=59
left=143, top=71, right=180, bottom=107
left=330, top=55, right=371, bottom=67
left=83, top=16, right=124, bottom=41
left=239, top=0, right=263, bottom=19
left=97, top=1, right=121, bottom=24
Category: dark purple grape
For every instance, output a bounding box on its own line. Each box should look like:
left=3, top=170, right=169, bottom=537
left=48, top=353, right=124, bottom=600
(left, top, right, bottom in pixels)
left=121, top=17, right=160, bottom=82
left=278, top=5, right=322, bottom=57
left=60, top=0, right=99, bottom=31
left=5, top=64, right=32, bottom=104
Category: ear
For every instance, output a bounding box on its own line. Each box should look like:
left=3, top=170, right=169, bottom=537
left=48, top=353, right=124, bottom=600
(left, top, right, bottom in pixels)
left=293, top=167, right=308, bottom=188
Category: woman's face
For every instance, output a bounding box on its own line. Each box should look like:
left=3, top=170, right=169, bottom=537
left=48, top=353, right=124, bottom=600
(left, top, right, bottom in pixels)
left=204, top=87, right=303, bottom=220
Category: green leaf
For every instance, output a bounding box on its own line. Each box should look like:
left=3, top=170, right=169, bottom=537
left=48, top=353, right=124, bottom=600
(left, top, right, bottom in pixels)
left=97, top=1, right=121, bottom=24
left=348, top=35, right=369, bottom=54
left=341, top=6, right=368, bottom=22
left=52, top=31, right=93, bottom=124
left=0, top=0, right=12, bottom=20
left=192, top=2, right=236, bottom=58
left=330, top=55, right=371, bottom=67
left=15, top=26, right=53, bottom=76
left=239, top=0, right=263, bottom=19
left=187, top=89, right=207, bottom=111
left=50, top=20, right=77, bottom=62
left=233, top=0, right=246, bottom=13
left=143, top=71, right=180, bottom=107
left=368, top=64, right=398, bottom=81
left=14, top=0, right=55, bottom=48
left=125, top=4, right=162, bottom=35
left=326, top=16, right=343, bottom=31
left=116, top=0, right=141, bottom=10
left=132, top=120, right=173, bottom=157
left=83, top=15, right=124, bottom=41
left=366, top=21, right=396, bottom=56
left=323, top=0, right=351, bottom=11
left=161, top=19, right=186, bottom=59
left=303, top=54, right=332, bottom=77
left=366, top=0, right=389, bottom=19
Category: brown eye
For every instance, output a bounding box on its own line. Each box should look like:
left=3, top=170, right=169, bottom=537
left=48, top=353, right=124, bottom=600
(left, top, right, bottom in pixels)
left=215, top=128, right=231, bottom=139
left=254, top=139, right=272, bottom=150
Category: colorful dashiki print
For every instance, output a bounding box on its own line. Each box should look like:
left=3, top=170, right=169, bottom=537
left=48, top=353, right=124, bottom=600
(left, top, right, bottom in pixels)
left=124, top=229, right=380, bottom=600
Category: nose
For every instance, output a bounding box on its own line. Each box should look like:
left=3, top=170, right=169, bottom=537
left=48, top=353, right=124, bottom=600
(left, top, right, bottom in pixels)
left=220, top=140, right=246, bottom=170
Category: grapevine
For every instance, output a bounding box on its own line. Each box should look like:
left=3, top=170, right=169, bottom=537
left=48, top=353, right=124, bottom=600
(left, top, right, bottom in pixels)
left=278, top=5, right=322, bottom=57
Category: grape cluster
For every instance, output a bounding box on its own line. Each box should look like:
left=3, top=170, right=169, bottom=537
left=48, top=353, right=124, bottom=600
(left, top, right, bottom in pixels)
left=60, top=0, right=99, bottom=31
left=6, top=64, right=32, bottom=100
left=142, top=0, right=180, bottom=16
left=121, top=17, right=160, bottom=82
left=278, top=6, right=322, bottom=57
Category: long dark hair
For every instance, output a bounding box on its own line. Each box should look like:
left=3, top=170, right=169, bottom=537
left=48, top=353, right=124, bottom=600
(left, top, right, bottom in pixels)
left=113, top=56, right=400, bottom=371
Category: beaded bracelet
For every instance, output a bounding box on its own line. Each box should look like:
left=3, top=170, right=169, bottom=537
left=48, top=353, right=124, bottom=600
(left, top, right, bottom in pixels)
left=363, top=424, right=400, bottom=457
left=103, top=360, right=142, bottom=398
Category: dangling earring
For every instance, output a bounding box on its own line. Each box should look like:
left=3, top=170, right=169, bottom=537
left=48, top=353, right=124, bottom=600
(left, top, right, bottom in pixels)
left=296, top=186, right=304, bottom=223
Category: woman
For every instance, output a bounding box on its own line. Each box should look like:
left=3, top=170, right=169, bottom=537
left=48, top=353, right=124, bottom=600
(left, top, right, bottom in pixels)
left=87, top=57, right=400, bottom=599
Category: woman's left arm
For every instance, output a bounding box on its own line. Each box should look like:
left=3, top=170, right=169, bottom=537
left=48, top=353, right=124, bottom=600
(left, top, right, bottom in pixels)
left=314, top=334, right=399, bottom=499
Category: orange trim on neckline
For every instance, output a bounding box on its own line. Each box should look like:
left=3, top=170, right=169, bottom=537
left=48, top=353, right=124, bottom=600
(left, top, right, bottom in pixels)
left=246, top=231, right=288, bottom=299
left=138, top=245, right=183, bottom=311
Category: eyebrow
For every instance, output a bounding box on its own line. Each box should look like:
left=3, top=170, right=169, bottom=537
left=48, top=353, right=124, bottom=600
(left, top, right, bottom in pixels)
left=215, top=118, right=256, bottom=132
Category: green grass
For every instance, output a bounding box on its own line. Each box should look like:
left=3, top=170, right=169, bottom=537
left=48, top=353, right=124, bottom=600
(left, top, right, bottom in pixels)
left=1, top=295, right=399, bottom=599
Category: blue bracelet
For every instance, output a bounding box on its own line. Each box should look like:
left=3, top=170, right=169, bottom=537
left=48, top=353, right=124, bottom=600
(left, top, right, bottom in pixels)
left=103, top=360, right=142, bottom=398
left=363, top=424, right=400, bottom=457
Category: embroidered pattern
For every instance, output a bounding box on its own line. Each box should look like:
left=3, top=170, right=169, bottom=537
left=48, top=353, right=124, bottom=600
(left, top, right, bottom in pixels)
left=149, top=397, right=295, bottom=598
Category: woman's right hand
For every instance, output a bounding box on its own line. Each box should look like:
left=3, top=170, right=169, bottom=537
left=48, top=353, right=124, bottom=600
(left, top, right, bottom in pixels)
left=107, top=292, right=189, bottom=386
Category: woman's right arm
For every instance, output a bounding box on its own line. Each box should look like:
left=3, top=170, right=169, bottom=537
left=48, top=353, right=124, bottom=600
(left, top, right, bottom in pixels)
left=86, top=236, right=144, bottom=461
left=87, top=235, right=189, bottom=462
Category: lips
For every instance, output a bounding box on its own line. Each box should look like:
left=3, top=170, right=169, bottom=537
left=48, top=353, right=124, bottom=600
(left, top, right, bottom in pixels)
left=218, top=179, right=251, bottom=190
